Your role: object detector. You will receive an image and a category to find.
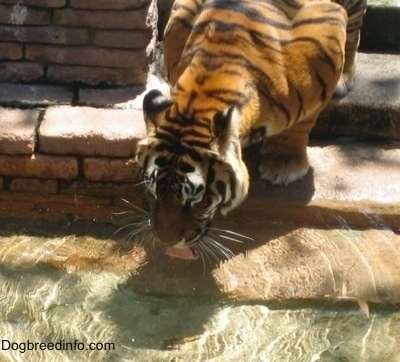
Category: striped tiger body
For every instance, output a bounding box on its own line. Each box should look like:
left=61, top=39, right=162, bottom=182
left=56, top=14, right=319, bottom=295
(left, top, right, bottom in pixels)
left=136, top=0, right=367, bottom=255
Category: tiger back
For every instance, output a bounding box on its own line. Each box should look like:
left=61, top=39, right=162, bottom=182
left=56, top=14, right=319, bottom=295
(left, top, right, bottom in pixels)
left=136, top=0, right=367, bottom=256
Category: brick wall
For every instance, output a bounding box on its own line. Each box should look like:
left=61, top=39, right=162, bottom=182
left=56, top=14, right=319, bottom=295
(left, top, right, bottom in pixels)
left=0, top=100, right=146, bottom=223
left=0, top=0, right=157, bottom=86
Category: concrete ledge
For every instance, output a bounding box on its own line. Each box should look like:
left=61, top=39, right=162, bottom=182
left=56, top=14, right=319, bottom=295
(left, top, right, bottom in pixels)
left=39, top=106, right=146, bottom=157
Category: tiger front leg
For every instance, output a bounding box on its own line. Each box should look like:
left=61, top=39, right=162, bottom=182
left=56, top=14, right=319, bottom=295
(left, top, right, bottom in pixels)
left=258, top=116, right=317, bottom=185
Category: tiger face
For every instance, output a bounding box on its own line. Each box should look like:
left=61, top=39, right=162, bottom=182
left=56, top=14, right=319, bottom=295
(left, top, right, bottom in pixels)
left=135, top=90, right=249, bottom=255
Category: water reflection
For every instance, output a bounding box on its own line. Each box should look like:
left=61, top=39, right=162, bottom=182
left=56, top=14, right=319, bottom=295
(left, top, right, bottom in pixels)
left=0, top=219, right=399, bottom=360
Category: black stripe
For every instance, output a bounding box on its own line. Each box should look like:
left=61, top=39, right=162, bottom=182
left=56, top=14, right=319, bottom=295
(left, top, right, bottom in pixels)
left=216, top=180, right=226, bottom=202
left=292, top=16, right=347, bottom=29
left=187, top=139, right=212, bottom=148
left=258, top=83, right=291, bottom=123
left=202, top=0, right=291, bottom=30
left=315, top=72, right=327, bottom=101
left=229, top=170, right=236, bottom=201
left=204, top=89, right=246, bottom=105
left=179, top=160, right=195, bottom=173
left=192, top=19, right=287, bottom=45
left=294, top=88, right=304, bottom=122
left=186, top=147, right=203, bottom=162
left=142, top=154, right=149, bottom=175
left=183, top=127, right=210, bottom=139
left=284, top=37, right=337, bottom=72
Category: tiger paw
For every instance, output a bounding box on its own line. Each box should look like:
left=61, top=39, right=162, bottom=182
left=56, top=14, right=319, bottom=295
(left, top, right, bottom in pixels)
left=258, top=154, right=309, bottom=186
left=334, top=74, right=355, bottom=99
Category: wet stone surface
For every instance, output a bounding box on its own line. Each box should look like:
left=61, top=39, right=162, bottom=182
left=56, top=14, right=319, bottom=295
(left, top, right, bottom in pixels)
left=0, top=218, right=400, bottom=360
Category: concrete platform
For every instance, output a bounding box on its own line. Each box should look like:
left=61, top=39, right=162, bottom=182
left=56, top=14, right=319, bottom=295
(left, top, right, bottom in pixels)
left=239, top=142, right=400, bottom=230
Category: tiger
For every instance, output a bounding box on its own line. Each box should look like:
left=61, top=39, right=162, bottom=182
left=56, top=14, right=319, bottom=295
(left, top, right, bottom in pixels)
left=135, top=0, right=367, bottom=259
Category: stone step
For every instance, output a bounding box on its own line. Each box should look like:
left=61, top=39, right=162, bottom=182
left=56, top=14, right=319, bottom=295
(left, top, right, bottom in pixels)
left=237, top=141, right=400, bottom=231
left=360, top=0, right=400, bottom=53
left=314, top=52, right=400, bottom=141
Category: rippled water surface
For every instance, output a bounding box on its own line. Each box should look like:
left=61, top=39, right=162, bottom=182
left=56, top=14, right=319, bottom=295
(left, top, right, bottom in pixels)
left=1, top=219, right=399, bottom=361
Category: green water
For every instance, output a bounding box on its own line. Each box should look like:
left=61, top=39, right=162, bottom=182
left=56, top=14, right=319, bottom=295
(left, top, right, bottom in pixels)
left=0, top=219, right=399, bottom=361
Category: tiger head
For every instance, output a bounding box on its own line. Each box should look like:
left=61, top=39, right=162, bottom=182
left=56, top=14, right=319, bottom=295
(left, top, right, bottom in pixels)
left=135, top=89, right=249, bottom=255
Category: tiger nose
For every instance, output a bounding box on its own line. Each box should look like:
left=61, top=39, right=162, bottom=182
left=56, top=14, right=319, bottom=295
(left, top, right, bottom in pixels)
left=150, top=208, right=184, bottom=246
left=151, top=223, right=184, bottom=246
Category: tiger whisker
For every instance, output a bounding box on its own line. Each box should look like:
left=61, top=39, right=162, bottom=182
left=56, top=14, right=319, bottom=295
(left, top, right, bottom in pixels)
left=198, top=241, right=220, bottom=263
left=201, top=236, right=236, bottom=260
left=206, top=227, right=254, bottom=241
left=214, top=234, right=244, bottom=243
left=120, top=198, right=150, bottom=216
left=133, top=180, right=150, bottom=188
left=208, top=238, right=236, bottom=260
left=115, top=220, right=150, bottom=234
left=197, top=248, right=207, bottom=276
left=124, top=224, right=150, bottom=243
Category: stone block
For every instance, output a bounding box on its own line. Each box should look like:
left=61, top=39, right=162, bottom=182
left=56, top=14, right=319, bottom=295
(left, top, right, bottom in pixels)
left=0, top=0, right=66, bottom=7
left=47, top=65, right=148, bottom=86
left=70, top=0, right=152, bottom=10
left=0, top=25, right=89, bottom=45
left=39, top=106, right=146, bottom=157
left=83, top=157, right=140, bottom=182
left=0, top=4, right=51, bottom=25
left=0, top=43, right=23, bottom=60
left=0, top=83, right=73, bottom=107
left=53, top=7, right=151, bottom=30
left=93, top=29, right=152, bottom=49
left=0, top=154, right=78, bottom=179
left=60, top=180, right=140, bottom=198
left=0, top=62, right=44, bottom=83
left=77, top=86, right=145, bottom=108
left=25, top=44, right=149, bottom=69
left=10, top=178, right=58, bottom=194
left=0, top=107, right=40, bottom=154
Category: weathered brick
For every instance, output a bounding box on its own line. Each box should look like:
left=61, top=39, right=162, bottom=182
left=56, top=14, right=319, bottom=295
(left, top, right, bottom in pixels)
left=0, top=5, right=51, bottom=25
left=77, top=86, right=145, bottom=108
left=39, top=106, right=146, bottom=157
left=83, top=157, right=140, bottom=182
left=0, top=0, right=66, bottom=8
left=0, top=84, right=73, bottom=107
left=53, top=7, right=151, bottom=30
left=0, top=43, right=23, bottom=60
left=70, top=0, right=151, bottom=10
left=0, top=108, right=40, bottom=154
left=47, top=64, right=148, bottom=86
left=0, top=62, right=44, bottom=82
left=0, top=154, right=79, bottom=179
left=60, top=180, right=139, bottom=198
left=0, top=191, right=113, bottom=222
left=93, top=29, right=152, bottom=49
left=0, top=25, right=89, bottom=45
left=25, top=44, right=149, bottom=69
left=10, top=178, right=58, bottom=194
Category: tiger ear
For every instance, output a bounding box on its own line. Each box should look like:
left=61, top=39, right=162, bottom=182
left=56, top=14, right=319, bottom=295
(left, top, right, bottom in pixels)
left=143, top=89, right=172, bottom=128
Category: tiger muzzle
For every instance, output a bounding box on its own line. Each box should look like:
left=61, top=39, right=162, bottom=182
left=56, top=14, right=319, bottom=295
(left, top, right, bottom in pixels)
left=151, top=200, right=199, bottom=247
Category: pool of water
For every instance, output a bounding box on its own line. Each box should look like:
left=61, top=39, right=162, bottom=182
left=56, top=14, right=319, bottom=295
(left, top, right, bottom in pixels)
left=0, top=218, right=399, bottom=361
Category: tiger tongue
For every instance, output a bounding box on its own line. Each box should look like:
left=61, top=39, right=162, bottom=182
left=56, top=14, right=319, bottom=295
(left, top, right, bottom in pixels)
left=164, top=246, right=199, bottom=260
